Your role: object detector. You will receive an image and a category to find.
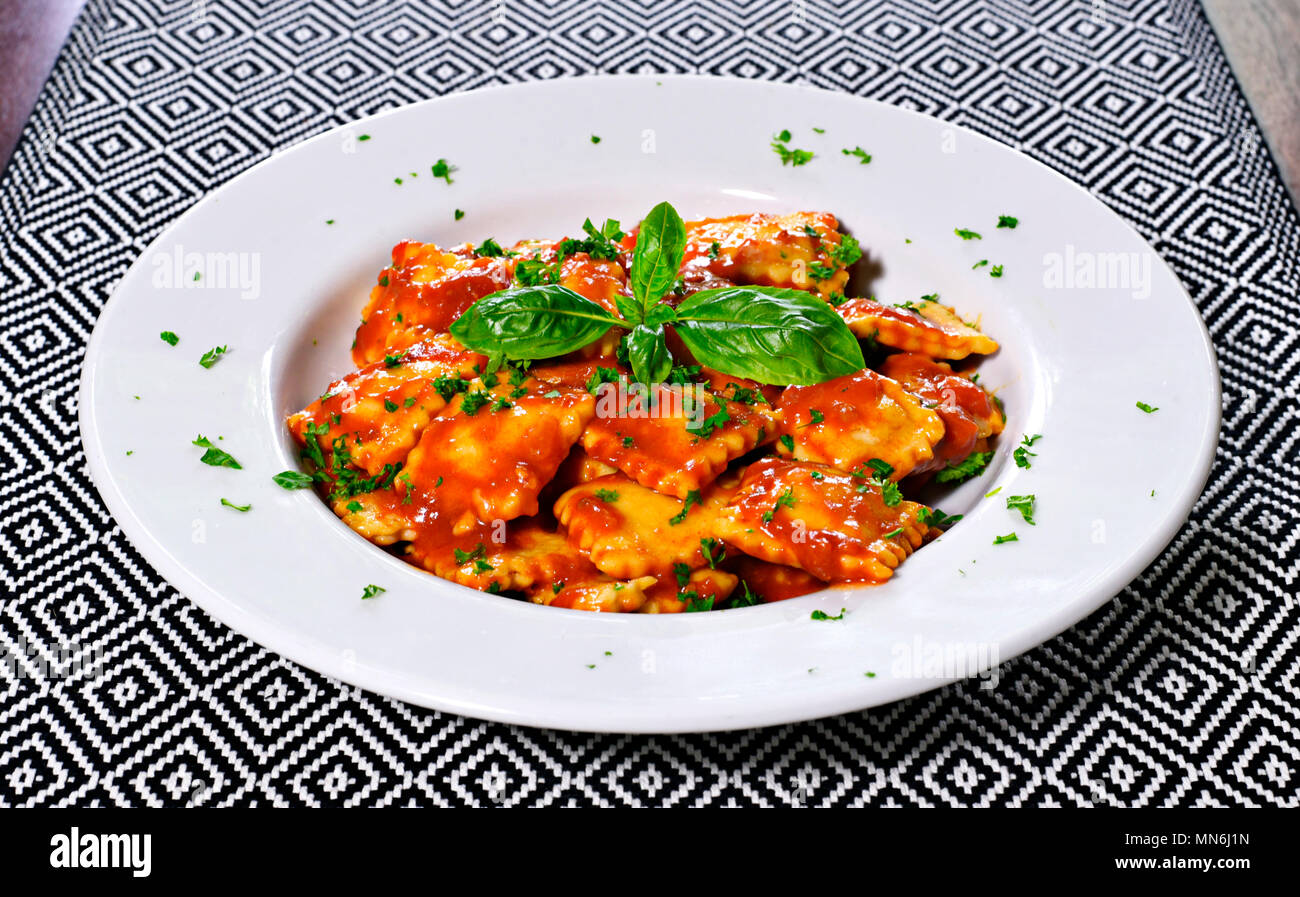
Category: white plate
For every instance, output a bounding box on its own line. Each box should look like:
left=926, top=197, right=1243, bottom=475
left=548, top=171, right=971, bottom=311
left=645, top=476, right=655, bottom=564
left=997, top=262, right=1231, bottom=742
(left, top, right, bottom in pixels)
left=79, top=76, right=1219, bottom=733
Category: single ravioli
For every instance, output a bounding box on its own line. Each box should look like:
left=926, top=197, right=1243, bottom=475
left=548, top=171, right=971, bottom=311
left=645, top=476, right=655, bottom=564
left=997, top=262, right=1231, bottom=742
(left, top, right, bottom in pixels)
left=423, top=520, right=601, bottom=593
left=353, top=241, right=513, bottom=365
left=288, top=335, right=486, bottom=477
left=776, top=368, right=945, bottom=479
left=329, top=488, right=422, bottom=546
left=398, top=376, right=596, bottom=528
left=837, top=296, right=998, bottom=360
left=582, top=379, right=777, bottom=499
left=878, top=352, right=1005, bottom=474
left=715, top=458, right=931, bottom=583
left=554, top=472, right=737, bottom=577
left=675, top=211, right=856, bottom=301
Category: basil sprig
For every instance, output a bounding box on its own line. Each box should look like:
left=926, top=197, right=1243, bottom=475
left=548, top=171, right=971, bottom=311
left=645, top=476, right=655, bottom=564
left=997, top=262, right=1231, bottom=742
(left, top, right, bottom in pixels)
left=448, top=201, right=865, bottom=386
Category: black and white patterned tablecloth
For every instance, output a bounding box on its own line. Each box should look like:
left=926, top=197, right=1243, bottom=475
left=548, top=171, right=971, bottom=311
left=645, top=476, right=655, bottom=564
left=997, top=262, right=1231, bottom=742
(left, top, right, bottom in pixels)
left=1, top=0, right=1296, bottom=807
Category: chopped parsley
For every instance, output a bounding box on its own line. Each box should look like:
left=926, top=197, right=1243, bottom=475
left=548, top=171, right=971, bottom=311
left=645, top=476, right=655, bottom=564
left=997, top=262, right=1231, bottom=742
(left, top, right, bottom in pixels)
left=993, top=532, right=1018, bottom=545
left=807, top=260, right=837, bottom=281
left=996, top=215, right=1019, bottom=229
left=954, top=228, right=982, bottom=240
left=454, top=209, right=465, bottom=220
left=686, top=405, right=730, bottom=440
left=383, top=398, right=399, bottom=412
left=431, top=158, right=456, bottom=183
left=918, top=506, right=962, bottom=528
left=669, top=490, right=703, bottom=525
left=590, top=134, right=601, bottom=144
left=700, top=537, right=725, bottom=569
left=763, top=487, right=796, bottom=522
left=811, top=608, right=846, bottom=621
left=453, top=543, right=486, bottom=565
left=877, top=478, right=903, bottom=506
left=433, top=375, right=469, bottom=401
left=325, top=436, right=402, bottom=502
left=198, top=345, right=228, bottom=368
left=160, top=331, right=179, bottom=346
left=865, top=458, right=894, bottom=478
left=1006, top=494, right=1036, bottom=525
left=771, top=129, right=814, bottom=166
left=594, top=488, right=619, bottom=503
left=193, top=435, right=241, bottom=469
left=514, top=257, right=554, bottom=286
left=361, top=584, right=386, bottom=599
left=460, top=390, right=491, bottom=416
left=841, top=146, right=871, bottom=164
left=1136, top=401, right=1158, bottom=413
left=586, top=366, right=621, bottom=395
left=220, top=498, right=251, bottom=512
left=685, top=594, right=715, bottom=613
left=990, top=264, right=1004, bottom=278
left=673, top=562, right=691, bottom=587
left=779, top=434, right=795, bottom=452
left=1013, top=433, right=1041, bottom=469
left=972, top=259, right=989, bottom=269
left=731, top=581, right=761, bottom=608
left=933, top=451, right=993, bottom=483
left=383, top=352, right=404, bottom=368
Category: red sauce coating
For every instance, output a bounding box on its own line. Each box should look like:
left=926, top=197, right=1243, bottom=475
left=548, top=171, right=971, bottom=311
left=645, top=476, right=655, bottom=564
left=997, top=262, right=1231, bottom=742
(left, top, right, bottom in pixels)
left=716, top=457, right=929, bottom=583
left=878, top=353, right=1004, bottom=474
left=776, top=368, right=944, bottom=478
left=726, top=556, right=827, bottom=603
left=288, top=337, right=486, bottom=476
left=353, top=241, right=512, bottom=365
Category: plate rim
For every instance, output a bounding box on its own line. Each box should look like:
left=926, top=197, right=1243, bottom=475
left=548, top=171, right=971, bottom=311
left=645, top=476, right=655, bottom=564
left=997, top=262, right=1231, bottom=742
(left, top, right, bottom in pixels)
left=77, top=73, right=1222, bottom=732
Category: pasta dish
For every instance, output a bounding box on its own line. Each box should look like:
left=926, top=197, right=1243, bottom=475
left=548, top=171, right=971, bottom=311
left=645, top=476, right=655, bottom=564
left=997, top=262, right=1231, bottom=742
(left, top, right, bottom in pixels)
left=283, top=202, right=1004, bottom=612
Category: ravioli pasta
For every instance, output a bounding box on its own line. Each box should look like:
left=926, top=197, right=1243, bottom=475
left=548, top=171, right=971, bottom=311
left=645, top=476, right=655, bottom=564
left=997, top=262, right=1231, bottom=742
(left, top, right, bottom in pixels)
left=288, top=210, right=1005, bottom=611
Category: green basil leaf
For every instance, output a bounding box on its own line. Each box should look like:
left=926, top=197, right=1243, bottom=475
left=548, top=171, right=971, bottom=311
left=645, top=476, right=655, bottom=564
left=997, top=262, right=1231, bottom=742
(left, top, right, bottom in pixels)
left=674, top=286, right=865, bottom=385
left=625, top=324, right=672, bottom=385
left=629, top=201, right=686, bottom=311
left=614, top=294, right=643, bottom=326
left=449, top=284, right=620, bottom=360
left=644, top=302, right=678, bottom=325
